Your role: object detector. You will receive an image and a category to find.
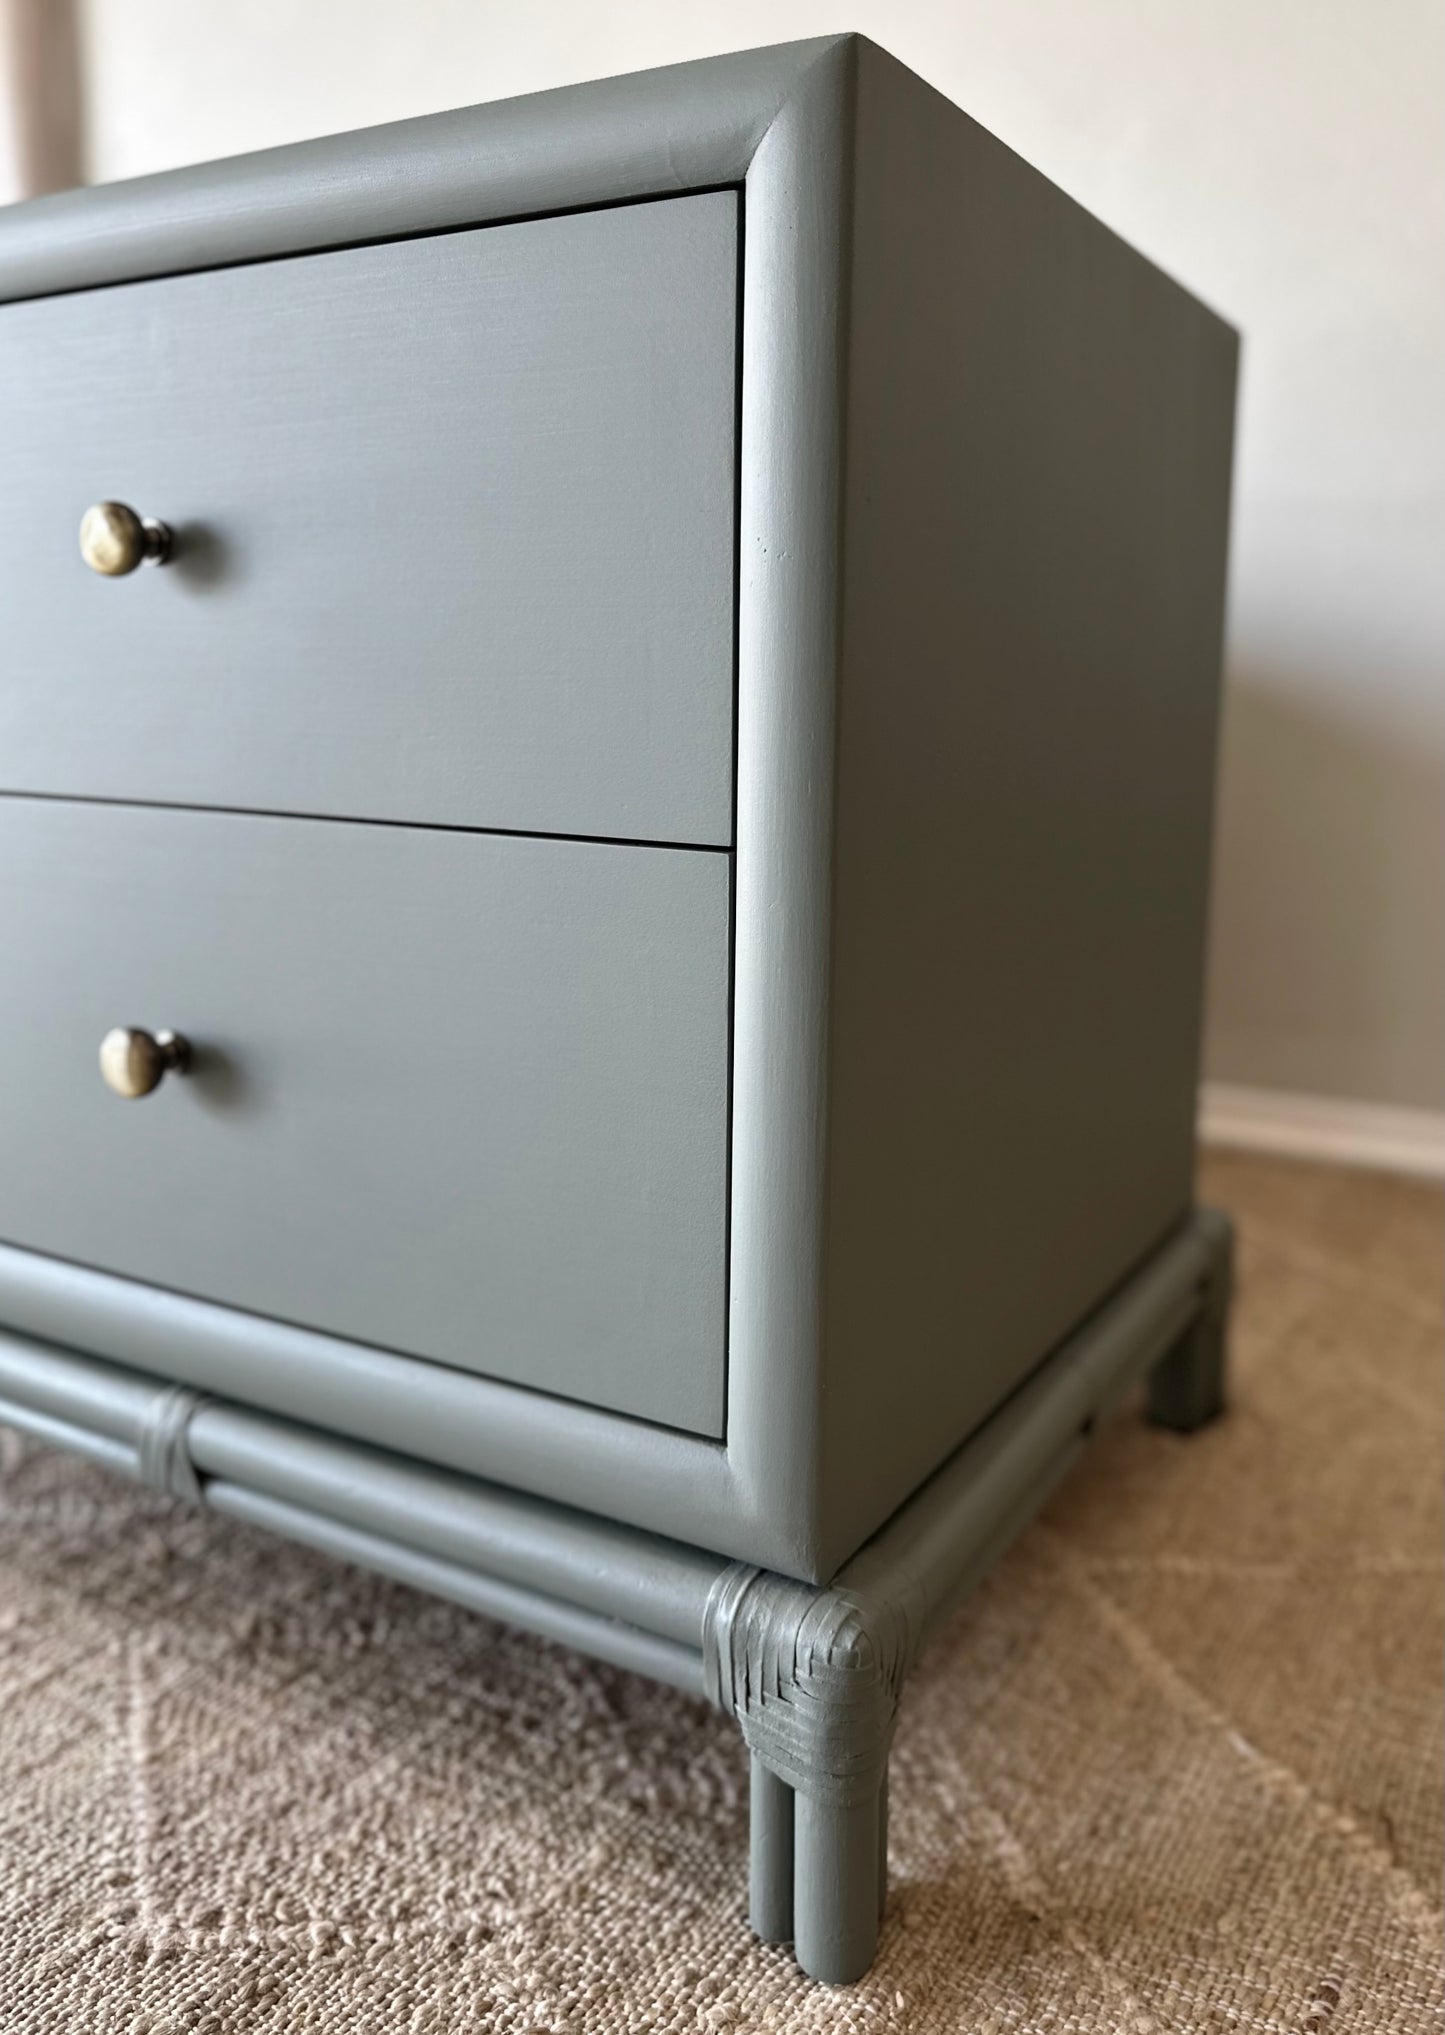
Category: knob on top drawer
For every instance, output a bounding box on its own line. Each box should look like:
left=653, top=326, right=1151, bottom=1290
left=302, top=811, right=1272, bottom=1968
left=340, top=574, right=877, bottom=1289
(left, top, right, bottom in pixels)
left=79, top=502, right=172, bottom=576
left=1, top=193, right=738, bottom=846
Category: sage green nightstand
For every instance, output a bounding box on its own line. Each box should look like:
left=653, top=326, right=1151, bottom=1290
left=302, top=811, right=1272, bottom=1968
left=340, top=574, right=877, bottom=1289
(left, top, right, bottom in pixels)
left=0, top=34, right=1236, bottom=1983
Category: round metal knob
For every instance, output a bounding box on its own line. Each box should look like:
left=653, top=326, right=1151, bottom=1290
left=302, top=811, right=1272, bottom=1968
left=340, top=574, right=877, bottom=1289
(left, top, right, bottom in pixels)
left=99, top=1027, right=191, bottom=1099
left=79, top=501, right=173, bottom=577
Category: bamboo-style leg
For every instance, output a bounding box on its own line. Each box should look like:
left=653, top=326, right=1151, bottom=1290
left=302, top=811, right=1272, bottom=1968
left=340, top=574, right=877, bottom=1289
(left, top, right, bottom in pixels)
left=749, top=1756, right=794, bottom=1943
left=1149, top=1210, right=1232, bottom=1432
left=793, top=1788, right=881, bottom=1985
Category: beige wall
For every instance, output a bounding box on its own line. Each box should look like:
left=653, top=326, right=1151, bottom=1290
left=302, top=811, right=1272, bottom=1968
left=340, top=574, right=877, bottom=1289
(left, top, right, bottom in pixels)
left=78, top=0, right=1444, bottom=1111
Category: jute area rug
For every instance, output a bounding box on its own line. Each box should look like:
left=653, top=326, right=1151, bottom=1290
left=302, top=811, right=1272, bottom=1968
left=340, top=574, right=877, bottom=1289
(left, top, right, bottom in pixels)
left=1, top=1151, right=1440, bottom=2032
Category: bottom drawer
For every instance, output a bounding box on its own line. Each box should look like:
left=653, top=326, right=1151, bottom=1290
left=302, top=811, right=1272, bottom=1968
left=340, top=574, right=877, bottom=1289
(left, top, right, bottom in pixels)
left=0, top=799, right=730, bottom=1436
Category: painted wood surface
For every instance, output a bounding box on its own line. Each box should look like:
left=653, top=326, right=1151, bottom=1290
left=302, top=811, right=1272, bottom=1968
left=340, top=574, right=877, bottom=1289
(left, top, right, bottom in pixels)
left=0, top=799, right=731, bottom=1434
left=808, top=40, right=1238, bottom=1565
left=0, top=36, right=855, bottom=1577
left=0, top=36, right=1236, bottom=1581
left=0, top=192, right=737, bottom=845
left=0, top=38, right=840, bottom=301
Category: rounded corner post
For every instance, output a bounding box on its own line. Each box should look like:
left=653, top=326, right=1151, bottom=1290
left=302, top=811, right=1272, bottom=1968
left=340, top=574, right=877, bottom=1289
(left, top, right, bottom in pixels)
left=704, top=1564, right=912, bottom=1983
left=724, top=27, right=861, bottom=1585
left=1148, top=1206, right=1234, bottom=1432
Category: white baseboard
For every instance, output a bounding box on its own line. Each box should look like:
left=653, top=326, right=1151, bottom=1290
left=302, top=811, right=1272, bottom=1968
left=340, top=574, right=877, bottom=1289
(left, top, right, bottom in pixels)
left=1199, top=1083, right=1445, bottom=1182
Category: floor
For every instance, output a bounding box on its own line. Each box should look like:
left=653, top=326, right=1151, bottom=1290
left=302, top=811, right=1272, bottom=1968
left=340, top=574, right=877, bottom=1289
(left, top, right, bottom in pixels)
left=0, top=1151, right=1440, bottom=2032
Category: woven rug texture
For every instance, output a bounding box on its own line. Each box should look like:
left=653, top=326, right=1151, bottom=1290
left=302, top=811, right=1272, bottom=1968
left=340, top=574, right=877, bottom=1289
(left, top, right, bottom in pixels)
left=1, top=1151, right=1441, bottom=2032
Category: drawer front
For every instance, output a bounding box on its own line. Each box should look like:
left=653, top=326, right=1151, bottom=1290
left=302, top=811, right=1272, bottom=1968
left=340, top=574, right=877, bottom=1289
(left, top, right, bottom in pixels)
left=0, top=194, right=737, bottom=846
left=0, top=800, right=730, bottom=1435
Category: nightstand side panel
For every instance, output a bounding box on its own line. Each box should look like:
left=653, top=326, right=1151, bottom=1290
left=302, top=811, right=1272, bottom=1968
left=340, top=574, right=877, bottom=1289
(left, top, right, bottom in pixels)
left=814, top=41, right=1238, bottom=1570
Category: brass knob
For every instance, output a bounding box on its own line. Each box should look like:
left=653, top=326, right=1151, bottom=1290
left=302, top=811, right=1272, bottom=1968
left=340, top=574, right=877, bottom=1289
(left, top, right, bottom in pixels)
left=79, top=501, right=173, bottom=577
left=99, top=1027, right=191, bottom=1099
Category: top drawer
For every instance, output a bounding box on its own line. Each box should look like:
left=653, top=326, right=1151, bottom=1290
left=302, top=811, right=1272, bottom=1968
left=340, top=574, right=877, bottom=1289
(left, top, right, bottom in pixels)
left=0, top=193, right=737, bottom=845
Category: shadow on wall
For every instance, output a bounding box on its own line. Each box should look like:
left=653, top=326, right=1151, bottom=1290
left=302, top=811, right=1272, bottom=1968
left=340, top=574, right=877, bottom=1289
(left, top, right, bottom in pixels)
left=0, top=0, right=85, bottom=203
left=1205, top=666, right=1445, bottom=1110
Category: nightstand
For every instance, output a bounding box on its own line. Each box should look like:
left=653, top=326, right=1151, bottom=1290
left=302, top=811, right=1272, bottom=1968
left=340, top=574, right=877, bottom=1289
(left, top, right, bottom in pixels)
left=0, top=34, right=1236, bottom=1983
